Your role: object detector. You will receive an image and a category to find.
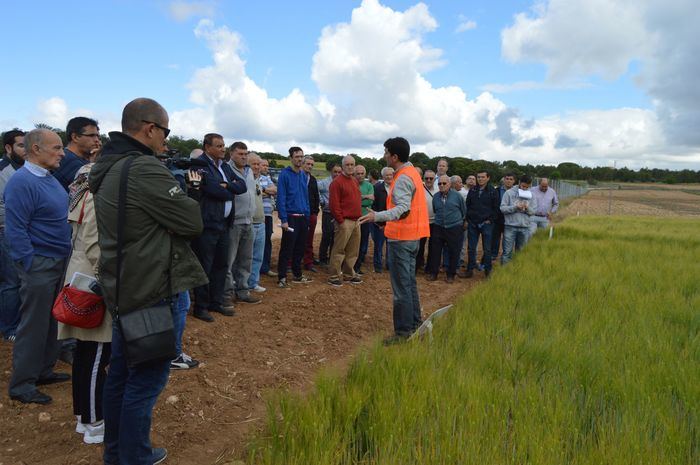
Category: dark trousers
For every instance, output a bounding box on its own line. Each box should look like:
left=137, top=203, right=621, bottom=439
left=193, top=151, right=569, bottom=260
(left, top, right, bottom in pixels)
left=303, top=213, right=318, bottom=267
left=72, top=340, right=111, bottom=424
left=416, top=223, right=436, bottom=272
left=191, top=228, right=229, bottom=313
left=0, top=228, right=20, bottom=338
left=354, top=222, right=371, bottom=272
left=371, top=224, right=388, bottom=270
left=467, top=222, right=494, bottom=271
left=318, top=211, right=335, bottom=263
left=103, top=322, right=171, bottom=465
left=491, top=222, right=505, bottom=257
left=9, top=256, right=66, bottom=397
left=388, top=240, right=421, bottom=336
left=261, top=216, right=273, bottom=274
left=278, top=216, right=308, bottom=280
left=428, top=225, right=463, bottom=277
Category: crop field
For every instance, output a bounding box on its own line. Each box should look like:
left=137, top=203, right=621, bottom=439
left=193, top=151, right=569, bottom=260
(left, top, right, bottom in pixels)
left=247, top=216, right=699, bottom=464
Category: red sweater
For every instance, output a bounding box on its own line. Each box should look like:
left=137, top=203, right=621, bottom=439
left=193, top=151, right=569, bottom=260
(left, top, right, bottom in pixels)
left=329, top=174, right=362, bottom=223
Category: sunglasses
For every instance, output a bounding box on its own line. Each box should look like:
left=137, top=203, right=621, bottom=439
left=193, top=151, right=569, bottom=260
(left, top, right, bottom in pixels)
left=438, top=182, right=448, bottom=185
left=142, top=120, right=171, bottom=138
left=424, top=177, right=435, bottom=180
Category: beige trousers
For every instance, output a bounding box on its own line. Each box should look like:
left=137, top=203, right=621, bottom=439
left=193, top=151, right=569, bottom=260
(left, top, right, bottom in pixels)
left=329, top=219, right=360, bottom=278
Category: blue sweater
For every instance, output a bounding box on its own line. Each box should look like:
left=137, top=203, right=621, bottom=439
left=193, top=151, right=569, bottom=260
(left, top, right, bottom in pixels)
left=4, top=166, right=72, bottom=270
left=433, top=189, right=467, bottom=229
left=276, top=166, right=310, bottom=223
left=53, top=149, right=88, bottom=192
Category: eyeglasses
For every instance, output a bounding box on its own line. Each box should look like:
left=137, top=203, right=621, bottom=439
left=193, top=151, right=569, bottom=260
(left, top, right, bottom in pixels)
left=438, top=182, right=448, bottom=185
left=424, top=177, right=434, bottom=180
left=142, top=120, right=171, bottom=138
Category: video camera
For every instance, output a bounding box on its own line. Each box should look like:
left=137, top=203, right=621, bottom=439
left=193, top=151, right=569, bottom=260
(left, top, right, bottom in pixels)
left=158, top=149, right=209, bottom=186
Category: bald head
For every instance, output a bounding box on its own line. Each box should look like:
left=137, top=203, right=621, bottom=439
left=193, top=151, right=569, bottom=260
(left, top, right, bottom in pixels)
left=437, top=174, right=451, bottom=193
left=120, top=98, right=169, bottom=153
left=539, top=178, right=549, bottom=192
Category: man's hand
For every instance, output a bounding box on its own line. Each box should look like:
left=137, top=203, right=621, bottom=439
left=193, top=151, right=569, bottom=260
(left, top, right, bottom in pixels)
left=188, top=170, right=202, bottom=188
left=281, top=222, right=289, bottom=231
left=358, top=209, right=376, bottom=225
left=264, top=184, right=277, bottom=195
left=546, top=212, right=552, bottom=220
left=220, top=182, right=228, bottom=188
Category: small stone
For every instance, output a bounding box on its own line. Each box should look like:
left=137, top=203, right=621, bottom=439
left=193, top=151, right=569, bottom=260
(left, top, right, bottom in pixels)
left=38, top=412, right=51, bottom=422
left=363, top=314, right=370, bottom=319
left=193, top=340, right=200, bottom=345
left=266, top=361, right=274, bottom=366
left=166, top=395, right=179, bottom=405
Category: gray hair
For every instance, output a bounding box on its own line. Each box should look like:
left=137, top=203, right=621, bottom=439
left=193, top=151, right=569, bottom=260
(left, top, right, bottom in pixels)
left=380, top=166, right=394, bottom=176
left=450, top=175, right=462, bottom=184
left=303, top=155, right=315, bottom=162
left=24, top=128, right=52, bottom=155
left=424, top=169, right=435, bottom=177
left=248, top=152, right=261, bottom=163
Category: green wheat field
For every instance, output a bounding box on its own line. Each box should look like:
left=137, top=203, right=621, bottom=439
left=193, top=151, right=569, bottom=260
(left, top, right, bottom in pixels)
left=247, top=216, right=699, bottom=464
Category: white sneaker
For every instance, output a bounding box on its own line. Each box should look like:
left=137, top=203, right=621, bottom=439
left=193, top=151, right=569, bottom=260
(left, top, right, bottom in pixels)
left=252, top=285, right=266, bottom=293
left=75, top=416, right=86, bottom=434
left=83, top=421, right=104, bottom=444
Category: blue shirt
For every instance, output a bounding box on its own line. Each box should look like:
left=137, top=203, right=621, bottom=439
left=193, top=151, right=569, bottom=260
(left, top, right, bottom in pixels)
left=259, top=174, right=275, bottom=216
left=53, top=148, right=88, bottom=191
left=276, top=166, right=310, bottom=223
left=4, top=162, right=72, bottom=270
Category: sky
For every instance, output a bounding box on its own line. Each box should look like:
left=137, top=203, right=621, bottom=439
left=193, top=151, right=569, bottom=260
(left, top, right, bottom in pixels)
left=2, top=0, right=699, bottom=170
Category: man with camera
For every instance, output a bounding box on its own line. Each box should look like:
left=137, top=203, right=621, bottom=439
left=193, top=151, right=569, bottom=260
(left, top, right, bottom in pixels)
left=89, top=98, right=207, bottom=465
left=191, top=134, right=247, bottom=322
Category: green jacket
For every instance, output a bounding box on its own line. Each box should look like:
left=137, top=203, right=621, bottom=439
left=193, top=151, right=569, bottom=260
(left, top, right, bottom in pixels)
left=89, top=132, right=207, bottom=315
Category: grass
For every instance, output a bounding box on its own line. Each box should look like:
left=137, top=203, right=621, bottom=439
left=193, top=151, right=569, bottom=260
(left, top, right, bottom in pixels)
left=246, top=216, right=700, bottom=465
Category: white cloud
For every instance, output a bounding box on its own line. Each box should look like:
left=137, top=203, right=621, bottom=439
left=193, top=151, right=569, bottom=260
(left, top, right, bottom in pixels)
left=480, top=80, right=590, bottom=93
left=501, top=0, right=700, bottom=146
left=455, top=16, right=477, bottom=33
left=168, top=1, right=215, bottom=22
left=35, top=97, right=68, bottom=128
left=162, top=0, right=698, bottom=168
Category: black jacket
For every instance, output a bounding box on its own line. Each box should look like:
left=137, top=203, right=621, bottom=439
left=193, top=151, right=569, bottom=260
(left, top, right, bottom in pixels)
left=373, top=181, right=390, bottom=227
left=308, top=174, right=320, bottom=215
left=195, top=153, right=247, bottom=231
left=466, top=184, right=499, bottom=224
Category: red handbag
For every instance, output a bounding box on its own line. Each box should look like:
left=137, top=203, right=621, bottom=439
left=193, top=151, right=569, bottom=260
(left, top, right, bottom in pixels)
left=52, top=285, right=106, bottom=329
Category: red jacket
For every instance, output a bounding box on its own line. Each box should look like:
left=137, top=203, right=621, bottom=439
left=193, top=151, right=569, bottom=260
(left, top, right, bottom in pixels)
left=329, top=174, right=362, bottom=223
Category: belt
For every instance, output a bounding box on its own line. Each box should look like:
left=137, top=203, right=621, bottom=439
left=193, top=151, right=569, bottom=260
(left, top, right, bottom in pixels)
left=289, top=213, right=305, bottom=217
left=535, top=213, right=548, bottom=217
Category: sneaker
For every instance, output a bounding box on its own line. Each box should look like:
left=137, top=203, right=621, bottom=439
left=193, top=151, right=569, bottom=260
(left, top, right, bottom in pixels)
left=477, top=263, right=485, bottom=271
left=2, top=333, right=16, bottom=342
left=278, top=278, right=291, bottom=289
left=327, top=277, right=343, bottom=287
left=152, top=447, right=168, bottom=465
left=171, top=353, right=200, bottom=370
left=252, top=285, right=266, bottom=293
left=349, top=276, right=363, bottom=284
left=83, top=421, right=105, bottom=444
left=75, top=416, right=86, bottom=434
left=292, top=275, right=313, bottom=284
left=237, top=294, right=261, bottom=304
left=355, top=268, right=365, bottom=276
left=265, top=270, right=278, bottom=277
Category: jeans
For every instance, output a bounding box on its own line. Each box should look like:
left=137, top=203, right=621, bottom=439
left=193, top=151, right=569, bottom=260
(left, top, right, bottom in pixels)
left=173, top=291, right=190, bottom=356
left=248, top=222, right=265, bottom=288
left=467, top=222, right=494, bottom=271
left=501, top=225, right=530, bottom=264
left=260, top=216, right=273, bottom=274
left=530, top=215, right=549, bottom=237
left=278, top=216, right=308, bottom=280
left=103, top=310, right=172, bottom=465
left=371, top=224, right=388, bottom=271
left=0, top=228, right=20, bottom=338
left=387, top=240, right=421, bottom=336
left=354, top=222, right=370, bottom=272
left=491, top=222, right=505, bottom=258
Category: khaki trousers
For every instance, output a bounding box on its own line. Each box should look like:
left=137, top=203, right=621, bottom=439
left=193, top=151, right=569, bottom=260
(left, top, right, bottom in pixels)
left=329, top=219, right=360, bottom=278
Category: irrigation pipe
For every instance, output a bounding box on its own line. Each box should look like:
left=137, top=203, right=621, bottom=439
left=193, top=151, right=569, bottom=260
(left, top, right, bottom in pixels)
left=410, top=304, right=453, bottom=342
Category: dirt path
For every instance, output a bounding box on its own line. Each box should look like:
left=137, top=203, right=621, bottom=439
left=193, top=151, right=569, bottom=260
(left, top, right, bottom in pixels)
left=0, top=234, right=485, bottom=465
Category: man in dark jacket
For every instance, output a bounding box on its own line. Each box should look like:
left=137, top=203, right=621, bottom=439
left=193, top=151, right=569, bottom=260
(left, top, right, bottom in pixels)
left=191, top=133, right=246, bottom=322
left=491, top=172, right=516, bottom=259
left=302, top=155, right=320, bottom=272
left=371, top=166, right=393, bottom=272
left=463, top=170, right=499, bottom=278
left=53, top=117, right=101, bottom=191
left=89, top=98, right=207, bottom=465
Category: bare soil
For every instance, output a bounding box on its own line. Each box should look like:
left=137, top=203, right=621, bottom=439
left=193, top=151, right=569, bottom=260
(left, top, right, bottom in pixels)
left=561, top=187, right=700, bottom=218
left=0, top=228, right=485, bottom=465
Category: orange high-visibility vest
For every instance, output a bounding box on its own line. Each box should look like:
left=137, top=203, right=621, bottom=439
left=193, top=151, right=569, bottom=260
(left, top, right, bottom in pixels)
left=384, top=164, right=430, bottom=241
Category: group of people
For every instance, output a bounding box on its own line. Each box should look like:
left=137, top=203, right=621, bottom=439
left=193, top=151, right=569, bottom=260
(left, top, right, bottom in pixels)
left=0, top=96, right=559, bottom=465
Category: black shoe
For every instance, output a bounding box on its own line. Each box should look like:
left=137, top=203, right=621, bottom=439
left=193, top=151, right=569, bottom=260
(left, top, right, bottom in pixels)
left=237, top=294, right=261, bottom=304
left=193, top=309, right=215, bottom=322
left=445, top=276, right=455, bottom=284
left=152, top=447, right=167, bottom=465
left=304, top=265, right=319, bottom=273
left=426, top=274, right=437, bottom=281
left=36, top=372, right=70, bottom=386
left=211, top=306, right=235, bottom=316
left=11, top=390, right=52, bottom=405
left=484, top=269, right=491, bottom=278
left=383, top=334, right=409, bottom=346
left=355, top=268, right=364, bottom=276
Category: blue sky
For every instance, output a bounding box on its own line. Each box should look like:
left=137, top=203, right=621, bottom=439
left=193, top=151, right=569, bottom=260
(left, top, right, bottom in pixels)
left=2, top=0, right=697, bottom=169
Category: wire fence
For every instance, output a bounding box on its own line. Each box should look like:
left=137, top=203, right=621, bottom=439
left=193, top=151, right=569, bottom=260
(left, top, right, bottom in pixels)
left=535, top=178, right=588, bottom=200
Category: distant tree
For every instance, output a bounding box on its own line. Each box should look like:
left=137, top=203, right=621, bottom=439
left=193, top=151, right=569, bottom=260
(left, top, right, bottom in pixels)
left=166, top=135, right=201, bottom=156
left=409, top=152, right=430, bottom=168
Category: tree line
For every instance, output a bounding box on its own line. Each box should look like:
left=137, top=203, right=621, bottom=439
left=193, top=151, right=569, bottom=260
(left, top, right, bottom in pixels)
left=4, top=128, right=698, bottom=185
